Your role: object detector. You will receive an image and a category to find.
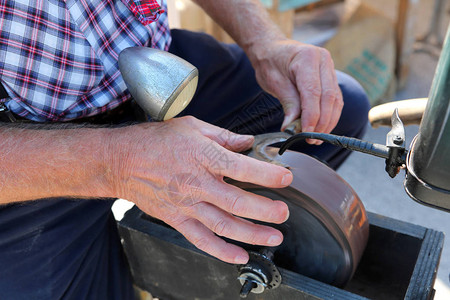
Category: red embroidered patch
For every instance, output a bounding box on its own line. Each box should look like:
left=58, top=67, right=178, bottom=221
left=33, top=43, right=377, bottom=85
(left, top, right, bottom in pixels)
left=123, top=0, right=165, bottom=25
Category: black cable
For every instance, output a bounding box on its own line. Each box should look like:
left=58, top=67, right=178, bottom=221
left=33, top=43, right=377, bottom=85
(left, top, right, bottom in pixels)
left=278, top=132, right=390, bottom=159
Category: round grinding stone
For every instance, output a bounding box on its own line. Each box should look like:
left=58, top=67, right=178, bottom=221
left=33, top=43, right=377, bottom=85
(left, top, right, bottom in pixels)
left=229, top=147, right=369, bottom=287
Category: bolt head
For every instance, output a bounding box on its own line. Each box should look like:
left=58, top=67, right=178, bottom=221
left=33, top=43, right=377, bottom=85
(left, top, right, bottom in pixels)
left=393, top=136, right=403, bottom=145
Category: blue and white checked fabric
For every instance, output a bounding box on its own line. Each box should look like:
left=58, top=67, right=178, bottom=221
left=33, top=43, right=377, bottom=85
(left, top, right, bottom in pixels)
left=0, top=0, right=171, bottom=122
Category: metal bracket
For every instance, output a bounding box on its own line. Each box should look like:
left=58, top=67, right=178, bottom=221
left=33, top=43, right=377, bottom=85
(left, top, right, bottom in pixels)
left=385, top=108, right=407, bottom=178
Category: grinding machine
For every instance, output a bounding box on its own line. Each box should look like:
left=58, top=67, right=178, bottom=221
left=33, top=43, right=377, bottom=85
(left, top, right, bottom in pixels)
left=116, top=26, right=450, bottom=300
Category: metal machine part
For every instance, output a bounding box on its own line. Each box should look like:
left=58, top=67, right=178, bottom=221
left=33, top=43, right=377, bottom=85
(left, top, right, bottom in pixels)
left=237, top=250, right=281, bottom=298
left=233, top=122, right=370, bottom=294
left=229, top=147, right=369, bottom=290
left=247, top=119, right=301, bottom=167
left=385, top=109, right=407, bottom=178
left=118, top=47, right=199, bottom=121
left=248, top=132, right=291, bottom=167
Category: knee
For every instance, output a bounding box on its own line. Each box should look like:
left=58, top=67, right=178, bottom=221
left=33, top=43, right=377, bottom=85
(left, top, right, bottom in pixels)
left=334, top=71, right=371, bottom=136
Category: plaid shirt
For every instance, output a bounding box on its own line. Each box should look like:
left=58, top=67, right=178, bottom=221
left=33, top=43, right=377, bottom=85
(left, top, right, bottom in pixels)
left=0, top=0, right=171, bottom=122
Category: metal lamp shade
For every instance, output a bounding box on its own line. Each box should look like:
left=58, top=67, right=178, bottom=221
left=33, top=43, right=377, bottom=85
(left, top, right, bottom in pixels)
left=119, top=47, right=199, bottom=121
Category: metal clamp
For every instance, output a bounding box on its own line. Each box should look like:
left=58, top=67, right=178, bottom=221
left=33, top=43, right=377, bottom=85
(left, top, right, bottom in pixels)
left=385, top=108, right=407, bottom=178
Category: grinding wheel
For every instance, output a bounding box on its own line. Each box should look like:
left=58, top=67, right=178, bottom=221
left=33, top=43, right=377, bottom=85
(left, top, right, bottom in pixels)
left=229, top=147, right=369, bottom=287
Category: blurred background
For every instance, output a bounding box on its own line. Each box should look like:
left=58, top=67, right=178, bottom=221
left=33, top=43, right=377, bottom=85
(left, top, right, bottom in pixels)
left=115, top=0, right=450, bottom=298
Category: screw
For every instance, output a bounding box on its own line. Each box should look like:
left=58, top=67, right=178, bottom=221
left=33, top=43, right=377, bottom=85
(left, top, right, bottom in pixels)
left=393, top=136, right=403, bottom=145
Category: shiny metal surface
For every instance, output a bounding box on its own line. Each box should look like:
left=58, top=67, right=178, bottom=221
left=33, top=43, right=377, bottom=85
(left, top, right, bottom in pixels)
left=118, top=47, right=198, bottom=121
left=246, top=119, right=301, bottom=167
left=229, top=147, right=369, bottom=287
left=248, top=132, right=291, bottom=167
left=237, top=250, right=282, bottom=297
left=404, top=25, right=450, bottom=210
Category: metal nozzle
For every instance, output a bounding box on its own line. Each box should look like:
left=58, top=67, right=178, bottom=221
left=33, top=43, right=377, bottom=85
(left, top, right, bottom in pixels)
left=118, top=47, right=199, bottom=121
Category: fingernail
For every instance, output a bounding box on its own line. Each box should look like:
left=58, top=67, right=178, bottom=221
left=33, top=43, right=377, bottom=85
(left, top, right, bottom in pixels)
left=235, top=254, right=249, bottom=264
left=284, top=208, right=290, bottom=222
left=237, top=134, right=253, bottom=141
left=281, top=173, right=292, bottom=186
left=268, top=235, right=282, bottom=246
left=281, top=118, right=291, bottom=129
left=235, top=135, right=254, bottom=148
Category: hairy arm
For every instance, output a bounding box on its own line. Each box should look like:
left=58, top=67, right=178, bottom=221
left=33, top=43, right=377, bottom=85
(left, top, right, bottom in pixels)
left=192, top=0, right=284, bottom=55
left=193, top=0, right=344, bottom=143
left=0, top=124, right=113, bottom=203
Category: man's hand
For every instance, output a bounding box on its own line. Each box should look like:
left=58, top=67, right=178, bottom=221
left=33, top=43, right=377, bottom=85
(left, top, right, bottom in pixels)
left=193, top=0, right=343, bottom=144
left=248, top=39, right=343, bottom=144
left=108, top=116, right=292, bottom=264
left=0, top=116, right=291, bottom=265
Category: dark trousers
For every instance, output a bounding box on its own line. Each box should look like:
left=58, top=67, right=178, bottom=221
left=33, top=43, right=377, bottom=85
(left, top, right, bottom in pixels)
left=169, top=29, right=370, bottom=169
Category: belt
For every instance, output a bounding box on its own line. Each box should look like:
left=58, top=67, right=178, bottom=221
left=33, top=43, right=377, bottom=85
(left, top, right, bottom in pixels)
left=0, top=100, right=148, bottom=125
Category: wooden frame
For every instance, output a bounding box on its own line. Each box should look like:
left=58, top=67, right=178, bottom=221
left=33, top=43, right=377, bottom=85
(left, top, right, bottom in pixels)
left=119, top=207, right=444, bottom=300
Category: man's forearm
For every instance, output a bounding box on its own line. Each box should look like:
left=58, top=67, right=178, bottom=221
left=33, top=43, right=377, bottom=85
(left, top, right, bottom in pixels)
left=0, top=125, right=113, bottom=204
left=192, top=0, right=286, bottom=56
